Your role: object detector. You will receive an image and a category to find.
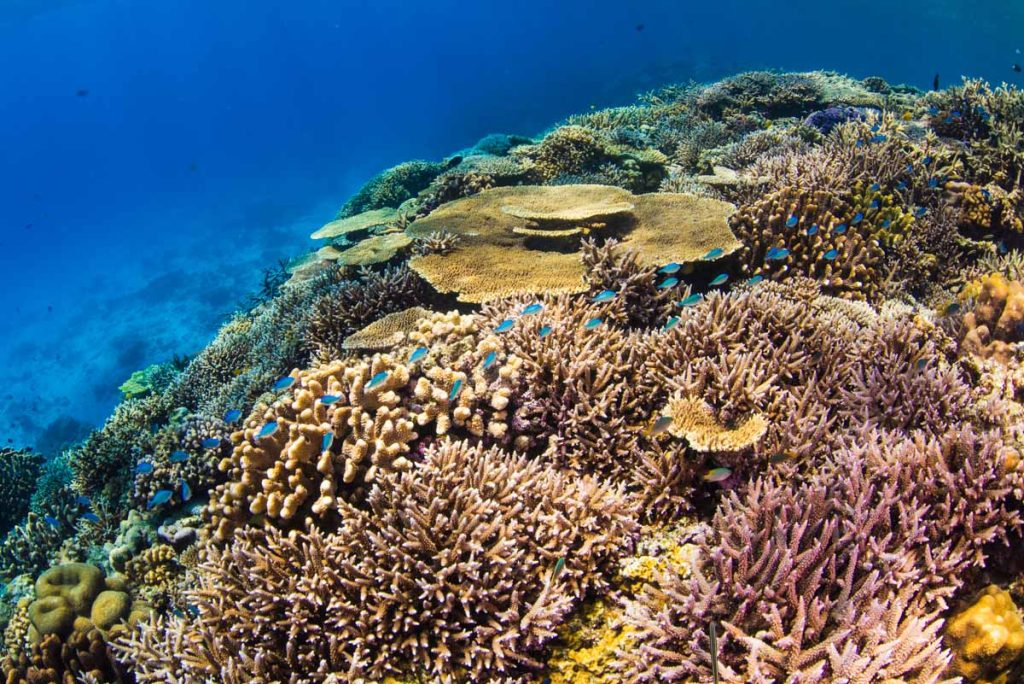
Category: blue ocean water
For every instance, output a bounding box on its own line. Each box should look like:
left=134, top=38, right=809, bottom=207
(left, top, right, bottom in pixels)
left=0, top=0, right=1021, bottom=454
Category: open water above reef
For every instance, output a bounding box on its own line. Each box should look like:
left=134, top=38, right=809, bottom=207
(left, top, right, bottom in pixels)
left=0, top=0, right=1022, bottom=453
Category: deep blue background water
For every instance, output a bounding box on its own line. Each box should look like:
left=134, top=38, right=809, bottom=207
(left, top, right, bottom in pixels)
left=1, top=0, right=1021, bottom=453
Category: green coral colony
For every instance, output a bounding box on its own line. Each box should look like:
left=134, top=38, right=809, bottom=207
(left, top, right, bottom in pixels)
left=5, top=70, right=1024, bottom=683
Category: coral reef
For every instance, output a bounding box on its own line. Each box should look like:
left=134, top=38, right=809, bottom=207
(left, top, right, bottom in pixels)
left=10, top=70, right=1024, bottom=684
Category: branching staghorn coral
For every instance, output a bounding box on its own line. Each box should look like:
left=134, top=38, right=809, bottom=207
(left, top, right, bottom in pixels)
left=616, top=428, right=1021, bottom=682
left=0, top=449, right=43, bottom=537
left=118, top=440, right=637, bottom=682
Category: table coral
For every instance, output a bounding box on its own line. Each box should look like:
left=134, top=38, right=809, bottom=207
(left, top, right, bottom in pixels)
left=961, top=273, right=1024, bottom=363
left=341, top=306, right=434, bottom=351
left=946, top=585, right=1024, bottom=683
left=309, top=206, right=399, bottom=240
left=406, top=184, right=738, bottom=303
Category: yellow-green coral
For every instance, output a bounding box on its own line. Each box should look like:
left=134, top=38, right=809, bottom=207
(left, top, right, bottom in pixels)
left=946, top=585, right=1024, bottom=683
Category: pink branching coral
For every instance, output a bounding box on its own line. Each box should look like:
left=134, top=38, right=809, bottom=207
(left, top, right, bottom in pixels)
left=116, top=440, right=638, bottom=682
left=616, top=427, right=1021, bottom=682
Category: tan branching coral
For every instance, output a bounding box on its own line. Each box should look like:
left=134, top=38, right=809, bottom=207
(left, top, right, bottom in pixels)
left=665, top=397, right=768, bottom=452
left=962, top=273, right=1024, bottom=363
left=117, top=440, right=638, bottom=683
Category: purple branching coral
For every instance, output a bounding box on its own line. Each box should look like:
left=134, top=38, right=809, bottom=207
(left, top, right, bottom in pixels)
left=617, top=427, right=1021, bottom=682
left=115, top=439, right=638, bottom=682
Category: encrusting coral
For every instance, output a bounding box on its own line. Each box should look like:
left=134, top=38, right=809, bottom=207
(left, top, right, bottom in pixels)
left=961, top=273, right=1024, bottom=363
left=946, top=585, right=1024, bottom=683
left=2, top=562, right=148, bottom=684
left=117, top=440, right=637, bottom=682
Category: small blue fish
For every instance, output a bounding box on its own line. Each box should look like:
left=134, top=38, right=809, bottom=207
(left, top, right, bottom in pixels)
left=273, top=376, right=296, bottom=391
left=915, top=207, right=927, bottom=217
left=785, top=215, right=798, bottom=228
left=709, top=273, right=729, bottom=287
left=657, top=277, right=679, bottom=289
left=823, top=249, right=839, bottom=261
left=522, top=303, right=544, bottom=316
left=896, top=180, right=908, bottom=190
left=448, top=379, right=463, bottom=402
left=81, top=512, right=100, bottom=524
left=906, top=163, right=914, bottom=173
left=584, top=317, right=603, bottom=330
left=747, top=275, right=764, bottom=286
left=678, top=293, right=702, bottom=307
left=591, top=290, right=616, bottom=303
left=765, top=247, right=790, bottom=261
left=321, top=432, right=335, bottom=453
left=928, top=106, right=939, bottom=115
left=982, top=188, right=991, bottom=200
left=201, top=438, right=220, bottom=449
left=882, top=219, right=891, bottom=228
left=75, top=495, right=91, bottom=507
left=852, top=212, right=864, bottom=225
left=951, top=109, right=962, bottom=118
left=869, top=183, right=880, bottom=192
left=923, top=156, right=932, bottom=165
left=870, top=134, right=887, bottom=143
left=833, top=223, right=847, bottom=234
left=928, top=177, right=938, bottom=188
left=483, top=351, right=497, bottom=369
left=136, top=462, right=154, bottom=475
left=701, top=247, right=724, bottom=260
left=408, top=347, right=428, bottom=363
left=658, top=262, right=681, bottom=274
left=181, top=479, right=192, bottom=502
left=855, top=139, right=864, bottom=148
left=223, top=409, right=242, bottom=423
left=646, top=414, right=674, bottom=437
left=170, top=450, right=189, bottom=463
left=44, top=515, right=59, bottom=528
left=147, top=490, right=173, bottom=509
left=539, top=325, right=553, bottom=338
left=806, top=224, right=819, bottom=236
left=366, top=371, right=389, bottom=389
left=495, top=319, right=515, bottom=333
left=945, top=301, right=962, bottom=315
left=998, top=241, right=1009, bottom=255
left=256, top=422, right=279, bottom=439
left=320, top=394, right=341, bottom=405
left=662, top=316, right=680, bottom=332
left=916, top=358, right=928, bottom=370
left=870, top=123, right=881, bottom=133
left=869, top=199, right=880, bottom=209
